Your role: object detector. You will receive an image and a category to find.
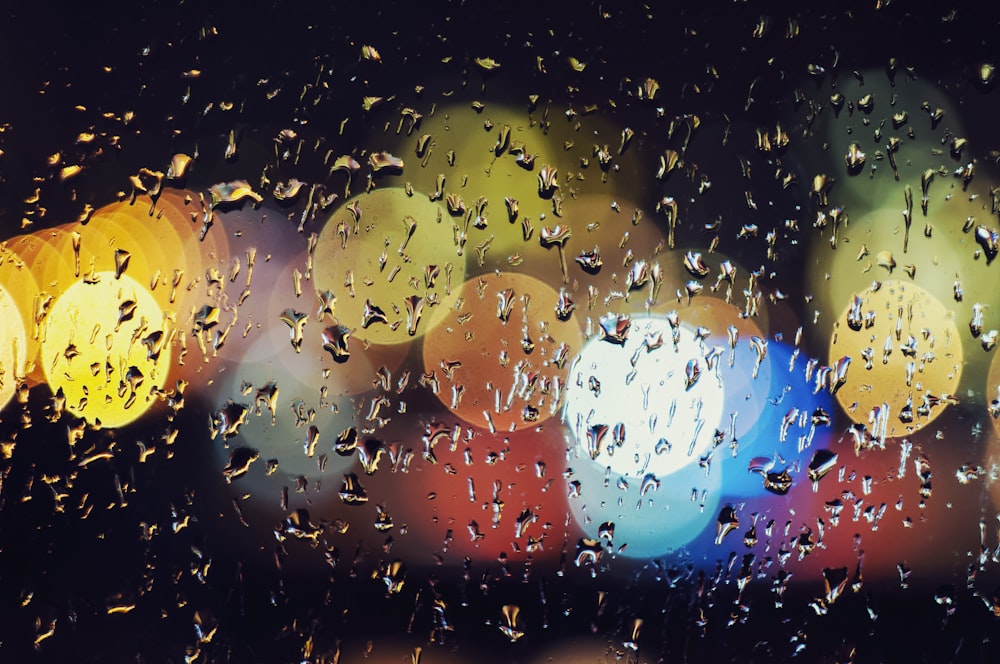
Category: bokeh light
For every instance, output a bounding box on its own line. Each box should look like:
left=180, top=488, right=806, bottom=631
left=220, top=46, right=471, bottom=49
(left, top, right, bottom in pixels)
left=1, top=3, right=998, bottom=663
left=422, top=271, right=584, bottom=432
left=312, top=187, right=466, bottom=345
left=563, top=315, right=725, bottom=479
left=0, top=284, right=28, bottom=410
left=40, top=272, right=171, bottom=427
left=566, top=439, right=723, bottom=560
left=829, top=280, right=962, bottom=435
left=395, top=424, right=571, bottom=563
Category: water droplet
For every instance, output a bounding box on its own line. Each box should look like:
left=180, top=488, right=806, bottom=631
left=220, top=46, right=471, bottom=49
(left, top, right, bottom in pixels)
left=807, top=449, right=838, bottom=491
left=339, top=473, right=368, bottom=504
left=223, top=447, right=259, bottom=483
left=715, top=505, right=740, bottom=545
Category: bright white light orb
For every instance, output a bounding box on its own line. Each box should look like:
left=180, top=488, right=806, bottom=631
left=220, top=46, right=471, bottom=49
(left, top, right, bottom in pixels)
left=563, top=315, right=726, bottom=479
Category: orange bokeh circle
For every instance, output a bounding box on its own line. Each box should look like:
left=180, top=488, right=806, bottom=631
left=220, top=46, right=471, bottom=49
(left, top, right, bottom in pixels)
left=422, top=271, right=584, bottom=433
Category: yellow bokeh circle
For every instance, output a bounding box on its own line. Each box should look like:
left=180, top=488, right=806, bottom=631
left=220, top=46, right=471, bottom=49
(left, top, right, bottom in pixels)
left=0, top=284, right=28, bottom=411
left=989, top=350, right=1000, bottom=438
left=41, top=273, right=171, bottom=427
left=829, top=280, right=962, bottom=436
left=312, top=188, right=465, bottom=345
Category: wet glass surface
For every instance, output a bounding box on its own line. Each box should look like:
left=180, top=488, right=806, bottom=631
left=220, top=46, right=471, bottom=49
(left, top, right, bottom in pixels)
left=0, top=1, right=998, bottom=662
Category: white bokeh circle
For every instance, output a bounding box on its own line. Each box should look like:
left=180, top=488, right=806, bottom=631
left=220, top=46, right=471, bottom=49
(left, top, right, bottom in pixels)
left=563, top=315, right=726, bottom=479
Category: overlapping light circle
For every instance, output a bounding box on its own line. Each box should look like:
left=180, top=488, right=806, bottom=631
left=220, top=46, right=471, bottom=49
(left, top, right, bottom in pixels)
left=394, top=425, right=570, bottom=562
left=203, top=229, right=410, bottom=395
left=988, top=350, right=1000, bottom=438
left=817, top=71, right=969, bottom=206
left=312, top=188, right=464, bottom=345
left=716, top=341, right=834, bottom=498
left=660, top=295, right=772, bottom=440
left=377, top=102, right=652, bottom=287
left=829, top=280, right=962, bottom=434
left=563, top=315, right=726, bottom=479
left=807, top=202, right=999, bottom=338
left=0, top=284, right=28, bottom=411
left=565, top=434, right=723, bottom=559
left=422, top=271, right=583, bottom=432
left=215, top=328, right=361, bottom=491
left=40, top=272, right=170, bottom=427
